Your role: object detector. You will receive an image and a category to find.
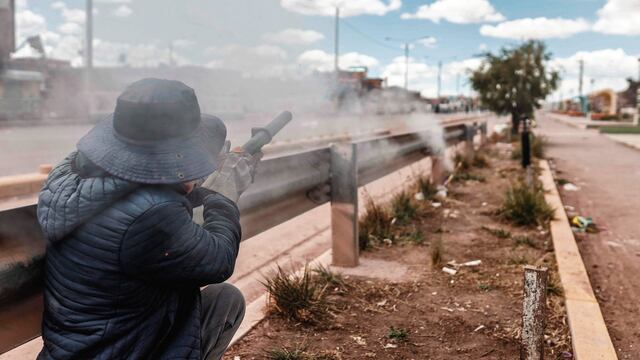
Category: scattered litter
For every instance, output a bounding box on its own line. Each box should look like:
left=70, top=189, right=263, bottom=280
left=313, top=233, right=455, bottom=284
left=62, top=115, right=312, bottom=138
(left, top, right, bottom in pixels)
left=382, top=238, right=393, bottom=246
left=234, top=357, right=241, bottom=360
left=571, top=216, right=599, bottom=233
left=447, top=260, right=482, bottom=268
left=352, top=336, right=367, bottom=345
left=606, top=241, right=622, bottom=248
left=391, top=218, right=397, bottom=225
left=435, top=185, right=448, bottom=200
left=564, top=205, right=575, bottom=212
left=443, top=209, right=460, bottom=219
left=473, top=325, right=486, bottom=332
left=481, top=202, right=488, bottom=207
left=383, top=343, right=398, bottom=349
left=563, top=183, right=580, bottom=191
left=431, top=292, right=437, bottom=295
left=376, top=299, right=388, bottom=307
left=461, top=260, right=482, bottom=267
left=442, top=267, right=457, bottom=275
left=440, top=307, right=454, bottom=312
left=494, top=123, right=508, bottom=134
left=414, top=192, right=425, bottom=201
left=431, top=202, right=442, bottom=208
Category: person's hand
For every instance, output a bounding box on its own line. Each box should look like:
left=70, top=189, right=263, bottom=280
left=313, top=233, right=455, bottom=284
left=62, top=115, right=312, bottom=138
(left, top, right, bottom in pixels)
left=201, top=143, right=262, bottom=203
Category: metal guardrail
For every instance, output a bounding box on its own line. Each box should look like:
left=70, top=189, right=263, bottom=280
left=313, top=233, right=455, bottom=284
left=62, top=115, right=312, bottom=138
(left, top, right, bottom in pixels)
left=0, top=117, right=487, bottom=354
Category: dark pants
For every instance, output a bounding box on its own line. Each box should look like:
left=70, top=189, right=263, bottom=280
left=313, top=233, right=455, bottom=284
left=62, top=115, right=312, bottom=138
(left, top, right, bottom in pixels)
left=200, top=283, right=246, bottom=360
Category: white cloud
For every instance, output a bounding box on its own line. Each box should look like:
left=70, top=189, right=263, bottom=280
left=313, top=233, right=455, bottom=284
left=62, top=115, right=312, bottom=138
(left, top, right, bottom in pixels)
left=549, top=48, right=639, bottom=99
left=112, top=5, right=133, bottom=17
left=480, top=17, right=590, bottom=39
left=95, top=0, right=131, bottom=3
left=93, top=40, right=190, bottom=67
left=263, top=28, right=325, bottom=45
left=205, top=44, right=291, bottom=77
left=416, top=36, right=437, bottom=48
left=15, top=9, right=47, bottom=42
left=401, top=0, right=504, bottom=24
left=298, top=49, right=378, bottom=72
left=173, top=39, right=195, bottom=49
left=58, top=22, right=83, bottom=36
left=382, top=56, right=481, bottom=97
left=593, top=0, right=640, bottom=35
left=281, top=0, right=401, bottom=17
left=50, top=1, right=65, bottom=10
left=478, top=43, right=488, bottom=51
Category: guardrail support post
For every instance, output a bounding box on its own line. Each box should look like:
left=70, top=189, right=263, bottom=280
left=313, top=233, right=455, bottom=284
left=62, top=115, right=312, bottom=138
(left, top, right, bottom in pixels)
left=480, top=122, right=488, bottom=145
left=330, top=143, right=359, bottom=267
left=431, top=153, right=446, bottom=185
left=464, top=124, right=475, bottom=159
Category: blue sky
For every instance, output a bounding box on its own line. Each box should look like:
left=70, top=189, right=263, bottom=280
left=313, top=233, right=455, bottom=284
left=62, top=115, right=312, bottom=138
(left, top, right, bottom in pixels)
left=14, top=0, right=640, bottom=98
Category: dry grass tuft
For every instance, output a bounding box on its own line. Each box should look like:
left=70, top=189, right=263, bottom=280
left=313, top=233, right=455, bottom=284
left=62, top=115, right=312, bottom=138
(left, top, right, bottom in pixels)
left=359, top=197, right=393, bottom=250
left=263, top=266, right=329, bottom=325
left=500, top=182, right=554, bottom=227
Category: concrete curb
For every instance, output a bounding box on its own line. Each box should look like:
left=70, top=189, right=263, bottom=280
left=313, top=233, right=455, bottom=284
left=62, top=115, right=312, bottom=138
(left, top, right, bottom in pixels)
left=538, top=160, right=618, bottom=360
left=602, top=134, right=640, bottom=153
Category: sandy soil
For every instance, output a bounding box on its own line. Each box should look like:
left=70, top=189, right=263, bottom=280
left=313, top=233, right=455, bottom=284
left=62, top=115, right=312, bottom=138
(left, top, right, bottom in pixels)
left=225, top=145, right=571, bottom=359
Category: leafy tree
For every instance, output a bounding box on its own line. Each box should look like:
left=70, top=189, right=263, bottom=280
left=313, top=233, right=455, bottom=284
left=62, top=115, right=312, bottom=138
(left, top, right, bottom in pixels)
left=470, top=41, right=559, bottom=134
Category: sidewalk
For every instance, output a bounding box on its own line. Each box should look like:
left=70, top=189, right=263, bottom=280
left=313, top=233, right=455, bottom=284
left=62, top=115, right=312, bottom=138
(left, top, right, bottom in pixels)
left=603, top=134, right=640, bottom=152
left=547, top=113, right=635, bottom=130
left=539, top=113, right=640, bottom=359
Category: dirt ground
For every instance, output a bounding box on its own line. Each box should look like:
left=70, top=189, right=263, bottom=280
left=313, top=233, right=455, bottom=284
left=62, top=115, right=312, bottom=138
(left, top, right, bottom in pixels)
left=225, top=144, right=571, bottom=359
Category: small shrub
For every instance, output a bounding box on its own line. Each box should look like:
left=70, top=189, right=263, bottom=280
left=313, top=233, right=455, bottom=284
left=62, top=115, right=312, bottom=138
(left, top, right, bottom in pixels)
left=417, top=176, right=437, bottom=200
left=547, top=276, right=563, bottom=297
left=481, top=226, right=511, bottom=239
left=478, top=283, right=492, bottom=292
left=359, top=198, right=393, bottom=250
left=263, top=266, right=328, bottom=324
left=388, top=327, right=409, bottom=341
left=430, top=237, right=444, bottom=268
left=313, top=264, right=347, bottom=289
left=453, top=152, right=471, bottom=172
left=391, top=191, right=417, bottom=225
left=453, top=172, right=486, bottom=183
left=472, top=152, right=490, bottom=168
left=500, top=182, right=554, bottom=227
left=399, top=228, right=425, bottom=245
left=266, top=345, right=309, bottom=360
left=266, top=345, right=336, bottom=360
left=512, top=133, right=547, bottom=160
left=508, top=255, right=529, bottom=265
left=514, top=235, right=536, bottom=248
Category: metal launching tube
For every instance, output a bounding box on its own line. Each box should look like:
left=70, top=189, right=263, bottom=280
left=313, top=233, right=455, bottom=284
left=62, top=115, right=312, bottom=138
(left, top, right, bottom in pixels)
left=242, top=111, right=293, bottom=155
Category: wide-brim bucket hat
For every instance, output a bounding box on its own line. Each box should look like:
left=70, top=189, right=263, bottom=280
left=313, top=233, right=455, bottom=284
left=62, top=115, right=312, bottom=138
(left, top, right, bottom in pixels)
left=77, top=78, right=226, bottom=184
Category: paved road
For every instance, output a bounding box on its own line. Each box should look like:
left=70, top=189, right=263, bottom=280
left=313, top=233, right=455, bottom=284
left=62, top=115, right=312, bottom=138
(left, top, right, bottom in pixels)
left=538, top=113, right=640, bottom=359
left=0, top=112, right=481, bottom=176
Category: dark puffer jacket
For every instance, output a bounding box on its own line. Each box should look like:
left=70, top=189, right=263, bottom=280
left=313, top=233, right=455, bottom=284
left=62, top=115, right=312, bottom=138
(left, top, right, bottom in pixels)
left=36, top=152, right=241, bottom=360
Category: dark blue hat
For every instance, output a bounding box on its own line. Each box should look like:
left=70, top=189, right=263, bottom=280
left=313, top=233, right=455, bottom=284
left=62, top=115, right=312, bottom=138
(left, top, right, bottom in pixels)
left=77, top=78, right=226, bottom=184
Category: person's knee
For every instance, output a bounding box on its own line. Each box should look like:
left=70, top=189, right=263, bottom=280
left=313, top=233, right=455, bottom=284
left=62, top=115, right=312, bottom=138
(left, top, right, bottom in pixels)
left=216, top=284, right=245, bottom=322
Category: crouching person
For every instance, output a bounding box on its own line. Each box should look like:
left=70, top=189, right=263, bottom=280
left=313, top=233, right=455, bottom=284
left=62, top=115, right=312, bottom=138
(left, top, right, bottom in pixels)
left=36, top=78, right=261, bottom=360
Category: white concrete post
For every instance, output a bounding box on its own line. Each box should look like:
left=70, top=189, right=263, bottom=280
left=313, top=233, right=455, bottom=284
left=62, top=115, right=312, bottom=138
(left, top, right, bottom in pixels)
left=330, top=143, right=359, bottom=267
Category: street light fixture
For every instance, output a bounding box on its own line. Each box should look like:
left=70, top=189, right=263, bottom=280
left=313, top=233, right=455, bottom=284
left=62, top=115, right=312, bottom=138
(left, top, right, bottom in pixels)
left=385, top=35, right=432, bottom=90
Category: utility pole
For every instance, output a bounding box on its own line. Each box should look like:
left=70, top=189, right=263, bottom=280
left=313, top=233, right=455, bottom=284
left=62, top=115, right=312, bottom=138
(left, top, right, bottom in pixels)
left=437, top=61, right=442, bottom=98
left=578, top=59, right=584, bottom=113
left=334, top=7, right=340, bottom=74
left=85, top=0, right=94, bottom=116
left=85, top=0, right=93, bottom=69
left=403, top=42, right=409, bottom=90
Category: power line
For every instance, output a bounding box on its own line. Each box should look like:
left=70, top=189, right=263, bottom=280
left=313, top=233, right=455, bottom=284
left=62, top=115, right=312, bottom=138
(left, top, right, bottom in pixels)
left=340, top=19, right=401, bottom=52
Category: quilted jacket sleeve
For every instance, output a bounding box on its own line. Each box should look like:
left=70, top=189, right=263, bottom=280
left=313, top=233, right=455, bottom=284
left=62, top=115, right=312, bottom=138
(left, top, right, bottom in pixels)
left=119, top=191, right=241, bottom=286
